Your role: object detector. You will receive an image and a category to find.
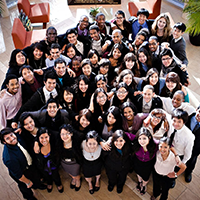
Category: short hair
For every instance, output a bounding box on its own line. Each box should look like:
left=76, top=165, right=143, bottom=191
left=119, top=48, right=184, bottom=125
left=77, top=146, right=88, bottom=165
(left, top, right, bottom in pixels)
left=95, top=13, right=105, bottom=20
left=81, top=58, right=91, bottom=68
left=19, top=65, right=34, bottom=76
left=121, top=101, right=138, bottom=116
left=54, top=57, right=66, bottom=67
left=72, top=55, right=82, bottom=63
left=50, top=43, right=60, bottom=50
left=172, top=108, right=188, bottom=124
left=137, top=8, right=149, bottom=18
left=47, top=98, right=59, bottom=108
left=95, top=74, right=107, bottom=84
left=173, top=90, right=185, bottom=99
left=4, top=74, right=18, bottom=85
left=112, top=29, right=122, bottom=36
left=43, top=70, right=57, bottom=82
left=89, top=24, right=100, bottom=32
left=160, top=48, right=173, bottom=58
left=32, top=42, right=44, bottom=52
left=149, top=36, right=159, bottom=43
left=59, top=124, right=74, bottom=135
left=0, top=127, right=14, bottom=144
left=46, top=26, right=57, bottom=34
left=173, top=22, right=186, bottom=32
left=115, top=10, right=125, bottom=18
left=66, top=28, right=78, bottom=37
left=143, top=84, right=154, bottom=92
left=19, top=112, right=34, bottom=128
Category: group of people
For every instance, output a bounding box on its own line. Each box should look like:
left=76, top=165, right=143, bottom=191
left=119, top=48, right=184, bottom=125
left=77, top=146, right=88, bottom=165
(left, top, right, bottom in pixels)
left=0, top=7, right=199, bottom=200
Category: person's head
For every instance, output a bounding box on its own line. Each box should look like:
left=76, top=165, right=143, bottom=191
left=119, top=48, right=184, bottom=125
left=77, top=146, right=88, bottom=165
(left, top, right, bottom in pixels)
left=78, top=74, right=89, bottom=93
left=159, top=136, right=171, bottom=154
left=137, top=8, right=149, bottom=25
left=172, top=109, right=188, bottom=130
left=137, top=48, right=149, bottom=64
left=106, top=106, right=121, bottom=127
left=0, top=127, right=17, bottom=145
left=150, top=108, right=166, bottom=126
left=98, top=58, right=110, bottom=75
left=78, top=108, right=92, bottom=129
left=79, top=15, right=89, bottom=30
left=85, top=130, right=99, bottom=150
left=37, top=127, right=50, bottom=147
left=172, top=90, right=185, bottom=108
left=46, top=26, right=57, bottom=43
left=195, top=105, right=200, bottom=123
left=87, top=49, right=100, bottom=65
left=124, top=52, right=137, bottom=70
left=32, top=42, right=44, bottom=60
left=64, top=43, right=77, bottom=59
left=143, top=85, right=155, bottom=103
left=173, top=22, right=186, bottom=39
left=19, top=112, right=35, bottom=132
left=19, top=65, right=34, bottom=84
left=50, top=43, right=61, bottom=60
left=148, top=36, right=159, bottom=52
left=136, top=127, right=152, bottom=148
left=5, top=74, right=19, bottom=95
left=115, top=10, right=126, bottom=26
left=117, top=69, right=134, bottom=87
left=165, top=72, right=181, bottom=92
left=9, top=49, right=26, bottom=67
left=160, top=48, right=173, bottom=67
left=121, top=101, right=138, bottom=121
left=66, top=29, right=78, bottom=45
left=135, top=28, right=149, bottom=46
left=112, top=29, right=123, bottom=44
left=81, top=58, right=92, bottom=77
left=110, top=43, right=123, bottom=60
left=89, top=25, right=100, bottom=41
left=63, top=86, right=74, bottom=104
left=95, top=13, right=105, bottom=28
left=72, top=56, right=82, bottom=72
left=95, top=74, right=107, bottom=90
left=43, top=71, right=57, bottom=92
left=60, top=124, right=74, bottom=143
left=112, top=129, right=126, bottom=150
left=46, top=98, right=59, bottom=118
left=145, top=68, right=159, bottom=86
left=93, top=87, right=107, bottom=106
left=116, top=82, right=128, bottom=101
left=54, top=58, right=67, bottom=77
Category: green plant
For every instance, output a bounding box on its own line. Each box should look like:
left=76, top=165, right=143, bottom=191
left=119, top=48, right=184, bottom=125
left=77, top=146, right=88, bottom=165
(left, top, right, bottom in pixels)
left=183, top=0, right=200, bottom=36
left=89, top=7, right=100, bottom=18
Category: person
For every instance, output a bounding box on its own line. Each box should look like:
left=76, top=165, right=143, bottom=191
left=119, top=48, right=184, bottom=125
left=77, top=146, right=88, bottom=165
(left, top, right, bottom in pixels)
left=94, top=74, right=110, bottom=93
left=151, top=13, right=172, bottom=43
left=132, top=127, right=158, bottom=195
left=103, top=130, right=131, bottom=193
left=0, top=127, right=46, bottom=200
left=75, top=15, right=90, bottom=38
left=64, top=43, right=82, bottom=60
left=151, top=137, right=186, bottom=200
left=71, top=55, right=82, bottom=77
left=57, top=124, right=84, bottom=191
left=81, top=130, right=102, bottom=194
left=0, top=75, right=22, bottom=128
left=87, top=49, right=100, bottom=73
left=35, top=127, right=63, bottom=193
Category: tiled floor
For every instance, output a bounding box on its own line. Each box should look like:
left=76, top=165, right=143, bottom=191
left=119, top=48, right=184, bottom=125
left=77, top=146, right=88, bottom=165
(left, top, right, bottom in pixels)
left=0, top=0, right=200, bottom=199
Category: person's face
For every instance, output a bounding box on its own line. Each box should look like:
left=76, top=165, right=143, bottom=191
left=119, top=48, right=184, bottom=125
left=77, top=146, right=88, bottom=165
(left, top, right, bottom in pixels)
left=159, top=142, right=170, bottom=156
left=39, top=133, right=50, bottom=147
left=16, top=52, right=26, bottom=65
left=114, top=137, right=125, bottom=150
left=195, top=108, right=200, bottom=122
left=172, top=93, right=184, bottom=108
left=157, top=17, right=167, bottom=30
left=90, top=54, right=98, bottom=65
left=63, top=90, right=73, bottom=103
left=135, top=35, right=145, bottom=46
left=173, top=28, right=183, bottom=39
left=89, top=29, right=100, bottom=41
left=116, top=87, right=128, bottom=100
left=4, top=132, right=18, bottom=145
left=123, top=74, right=132, bottom=86
left=47, top=102, right=59, bottom=118
left=86, top=138, right=98, bottom=150
left=7, top=79, right=19, bottom=95
left=44, top=78, right=56, bottom=92
left=23, top=116, right=35, bottom=132
left=125, top=60, right=135, bottom=70
left=99, top=65, right=109, bottom=75
left=123, top=107, right=134, bottom=121
left=33, top=48, right=43, bottom=60
left=149, top=73, right=158, bottom=86
left=96, top=91, right=107, bottom=106
left=172, top=117, right=184, bottom=130
left=96, top=15, right=105, bottom=27
left=138, top=134, right=150, bottom=147
left=22, top=68, right=34, bottom=83
left=148, top=39, right=159, bottom=52
left=161, top=55, right=173, bottom=67
left=107, top=112, right=116, bottom=125
left=50, top=48, right=60, bottom=60
left=54, top=63, right=66, bottom=77
left=96, top=79, right=106, bottom=90
left=115, top=14, right=124, bottom=26
left=79, top=80, right=88, bottom=93
left=112, top=32, right=123, bottom=44
left=138, top=52, right=147, bottom=64
left=67, top=33, right=77, bottom=44
left=60, top=129, right=72, bottom=143
left=79, top=16, right=89, bottom=30
left=82, top=64, right=92, bottom=76
left=72, top=60, right=81, bottom=72
left=79, top=115, right=90, bottom=128
left=138, top=14, right=147, bottom=25
left=46, top=29, right=57, bottom=43
left=143, top=88, right=154, bottom=103
left=113, top=48, right=122, bottom=60
left=166, top=81, right=177, bottom=91
left=151, top=113, right=162, bottom=126
left=67, top=47, right=76, bottom=59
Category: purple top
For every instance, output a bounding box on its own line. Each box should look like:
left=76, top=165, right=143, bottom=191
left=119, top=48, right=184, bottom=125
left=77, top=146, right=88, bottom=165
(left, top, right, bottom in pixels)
left=78, top=26, right=88, bottom=36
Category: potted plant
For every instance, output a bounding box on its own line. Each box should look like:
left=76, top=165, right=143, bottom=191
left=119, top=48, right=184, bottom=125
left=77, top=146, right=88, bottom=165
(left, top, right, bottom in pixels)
left=89, top=6, right=101, bottom=20
left=183, top=0, right=200, bottom=46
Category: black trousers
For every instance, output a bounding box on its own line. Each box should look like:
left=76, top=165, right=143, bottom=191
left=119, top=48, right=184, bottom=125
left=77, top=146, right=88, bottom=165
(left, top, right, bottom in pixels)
left=186, top=152, right=200, bottom=175
left=152, top=170, right=173, bottom=200
left=43, top=168, right=62, bottom=186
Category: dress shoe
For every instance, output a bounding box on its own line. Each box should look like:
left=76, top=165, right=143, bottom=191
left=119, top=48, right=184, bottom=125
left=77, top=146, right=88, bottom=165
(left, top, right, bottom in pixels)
left=108, top=185, right=114, bottom=192
left=75, top=177, right=82, bottom=191
left=94, top=186, right=100, bottom=191
left=70, top=182, right=75, bottom=189
left=185, top=173, right=192, bottom=183
left=57, top=185, right=64, bottom=193
left=170, top=180, right=176, bottom=188
left=47, top=185, right=53, bottom=193
left=89, top=189, right=94, bottom=194
left=38, top=184, right=47, bottom=190
left=117, top=187, right=123, bottom=194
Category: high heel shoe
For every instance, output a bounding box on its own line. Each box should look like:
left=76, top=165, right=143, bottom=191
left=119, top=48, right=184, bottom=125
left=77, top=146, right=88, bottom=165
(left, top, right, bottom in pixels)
left=140, top=185, right=146, bottom=195
left=75, top=177, right=82, bottom=191
left=47, top=185, right=53, bottom=193
left=57, top=185, right=64, bottom=193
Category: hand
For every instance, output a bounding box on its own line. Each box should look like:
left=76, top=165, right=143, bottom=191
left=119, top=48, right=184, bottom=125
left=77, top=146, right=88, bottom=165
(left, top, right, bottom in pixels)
left=184, top=78, right=191, bottom=87
left=34, top=69, right=44, bottom=75
left=100, top=141, right=111, bottom=151
left=75, top=115, right=79, bottom=121
left=11, top=122, right=18, bottom=129
left=14, top=128, right=22, bottom=134
left=67, top=68, right=76, bottom=77
left=26, top=180, right=33, bottom=188
left=175, top=155, right=181, bottom=165
left=128, top=43, right=133, bottom=51
left=143, top=117, right=151, bottom=127
left=98, top=116, right=103, bottom=123
left=0, top=89, right=6, bottom=98
left=34, top=142, right=40, bottom=154
left=167, top=172, right=176, bottom=178
left=180, top=64, right=187, bottom=72
left=134, top=91, right=142, bottom=96
left=101, top=44, right=108, bottom=53
left=107, top=91, right=114, bottom=100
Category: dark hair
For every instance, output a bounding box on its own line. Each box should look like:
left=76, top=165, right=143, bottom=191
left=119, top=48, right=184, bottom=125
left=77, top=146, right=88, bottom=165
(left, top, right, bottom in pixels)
left=98, top=58, right=110, bottom=68
left=43, top=70, right=57, bottom=82
left=47, top=98, right=59, bottom=108
left=109, top=43, right=123, bottom=60
left=9, top=49, right=27, bottom=68
left=78, top=108, right=92, bottom=123
left=121, top=101, right=138, bottom=116
left=19, top=65, right=34, bottom=77
left=19, top=112, right=34, bottom=128
left=136, top=28, right=149, bottom=41
left=66, top=28, right=78, bottom=37
left=72, top=55, right=82, bottom=63
left=64, top=43, right=80, bottom=58
left=95, top=74, right=107, bottom=84
left=159, top=136, right=171, bottom=147
left=63, top=86, right=75, bottom=95
left=172, top=108, right=188, bottom=124
left=0, top=127, right=14, bottom=144
left=173, top=90, right=185, bottom=99
left=51, top=43, right=61, bottom=50
left=78, top=74, right=90, bottom=85
left=86, top=130, right=99, bottom=142
left=116, top=82, right=128, bottom=91
left=149, top=36, right=159, bottom=43
left=59, top=124, right=74, bottom=135
left=4, top=74, right=18, bottom=85
left=173, top=22, right=186, bottom=32
left=81, top=58, right=91, bottom=68
left=54, top=57, right=66, bottom=67
left=89, top=24, right=100, bottom=32
left=37, top=127, right=50, bottom=146
left=87, top=49, right=100, bottom=61
left=95, top=13, right=105, bottom=20
left=160, top=48, right=173, bottom=58
left=115, top=10, right=125, bottom=18
left=46, top=26, right=57, bottom=34
left=137, top=48, right=152, bottom=67
left=32, top=42, right=44, bottom=52
left=137, top=8, right=149, bottom=18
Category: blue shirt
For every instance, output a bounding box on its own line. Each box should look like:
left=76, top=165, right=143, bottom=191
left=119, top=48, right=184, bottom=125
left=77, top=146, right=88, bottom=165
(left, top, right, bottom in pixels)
left=132, top=20, right=148, bottom=41
left=191, top=115, right=199, bottom=131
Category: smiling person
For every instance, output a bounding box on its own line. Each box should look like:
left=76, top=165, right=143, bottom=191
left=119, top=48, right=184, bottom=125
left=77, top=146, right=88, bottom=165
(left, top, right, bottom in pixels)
left=87, top=49, right=100, bottom=73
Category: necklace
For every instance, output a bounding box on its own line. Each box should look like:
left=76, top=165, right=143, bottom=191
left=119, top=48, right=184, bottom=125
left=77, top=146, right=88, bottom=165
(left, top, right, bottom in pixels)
left=89, top=151, right=95, bottom=158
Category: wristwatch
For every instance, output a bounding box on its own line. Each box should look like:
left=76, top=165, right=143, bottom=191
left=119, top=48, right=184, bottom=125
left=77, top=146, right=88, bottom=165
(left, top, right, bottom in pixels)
left=174, top=172, right=177, bottom=178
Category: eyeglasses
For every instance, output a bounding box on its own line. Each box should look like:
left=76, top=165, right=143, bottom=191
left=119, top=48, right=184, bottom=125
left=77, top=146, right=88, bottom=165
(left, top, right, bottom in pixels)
left=81, top=20, right=89, bottom=24
left=162, top=57, right=172, bottom=61
left=151, top=114, right=162, bottom=120
left=97, top=95, right=107, bottom=99
left=116, top=17, right=123, bottom=20
left=148, top=43, right=157, bottom=46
